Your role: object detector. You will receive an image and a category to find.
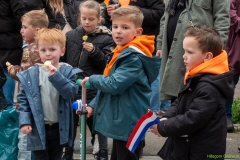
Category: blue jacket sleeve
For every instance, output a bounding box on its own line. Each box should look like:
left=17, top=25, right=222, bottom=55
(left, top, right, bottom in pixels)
left=49, top=70, right=79, bottom=100
left=17, top=83, right=33, bottom=128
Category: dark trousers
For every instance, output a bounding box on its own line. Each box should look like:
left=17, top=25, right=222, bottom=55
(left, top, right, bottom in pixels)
left=110, top=139, right=143, bottom=160
left=226, top=74, right=240, bottom=119
left=34, top=123, right=63, bottom=160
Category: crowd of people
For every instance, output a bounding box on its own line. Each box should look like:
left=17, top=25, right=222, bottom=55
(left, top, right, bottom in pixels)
left=0, top=0, right=239, bottom=160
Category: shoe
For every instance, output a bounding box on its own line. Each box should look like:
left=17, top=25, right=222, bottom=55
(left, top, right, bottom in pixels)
left=227, top=119, right=234, bottom=132
left=61, top=145, right=73, bottom=160
left=92, top=135, right=99, bottom=155
left=94, top=149, right=108, bottom=160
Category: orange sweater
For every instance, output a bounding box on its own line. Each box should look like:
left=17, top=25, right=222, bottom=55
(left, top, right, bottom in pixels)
left=184, top=50, right=229, bottom=85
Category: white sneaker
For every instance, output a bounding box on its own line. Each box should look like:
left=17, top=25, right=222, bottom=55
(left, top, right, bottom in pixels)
left=92, top=135, right=99, bottom=155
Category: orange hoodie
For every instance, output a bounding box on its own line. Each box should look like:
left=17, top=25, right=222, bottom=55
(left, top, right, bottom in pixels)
left=104, top=0, right=130, bottom=6
left=103, top=35, right=154, bottom=76
left=184, top=50, right=229, bottom=85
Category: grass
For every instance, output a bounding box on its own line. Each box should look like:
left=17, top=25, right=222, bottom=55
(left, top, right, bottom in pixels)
left=232, top=98, right=240, bottom=124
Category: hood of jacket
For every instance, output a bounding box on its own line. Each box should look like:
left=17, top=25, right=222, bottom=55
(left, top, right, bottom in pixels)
left=118, top=35, right=159, bottom=84
left=77, top=25, right=112, bottom=36
left=183, top=50, right=234, bottom=99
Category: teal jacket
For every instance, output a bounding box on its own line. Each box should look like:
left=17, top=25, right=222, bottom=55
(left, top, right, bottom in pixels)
left=88, top=48, right=160, bottom=141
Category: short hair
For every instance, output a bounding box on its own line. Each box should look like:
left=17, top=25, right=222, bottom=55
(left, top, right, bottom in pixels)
left=35, top=28, right=66, bottom=48
left=21, top=10, right=49, bottom=28
left=79, top=0, right=101, bottom=18
left=111, top=6, right=144, bottom=28
left=184, top=25, right=223, bottom=57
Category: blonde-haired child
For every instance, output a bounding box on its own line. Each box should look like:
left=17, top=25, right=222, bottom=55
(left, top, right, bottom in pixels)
left=17, top=28, right=81, bottom=159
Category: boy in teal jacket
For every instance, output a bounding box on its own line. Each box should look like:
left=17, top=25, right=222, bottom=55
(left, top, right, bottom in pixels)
left=81, top=6, right=160, bottom=160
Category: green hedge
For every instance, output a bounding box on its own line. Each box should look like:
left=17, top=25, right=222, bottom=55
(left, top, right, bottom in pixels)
left=232, top=98, right=240, bottom=124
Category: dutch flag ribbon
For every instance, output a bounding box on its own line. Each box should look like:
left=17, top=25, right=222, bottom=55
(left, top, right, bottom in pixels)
left=126, top=110, right=160, bottom=153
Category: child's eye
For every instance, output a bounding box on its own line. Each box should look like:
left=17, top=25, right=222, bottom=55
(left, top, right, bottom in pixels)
left=123, top=26, right=128, bottom=30
left=50, top=48, right=55, bottom=52
left=112, top=26, right=118, bottom=29
left=40, top=49, right=46, bottom=52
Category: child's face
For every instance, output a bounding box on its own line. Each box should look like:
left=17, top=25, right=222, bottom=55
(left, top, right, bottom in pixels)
left=80, top=7, right=101, bottom=34
left=20, top=18, right=37, bottom=43
left=112, top=16, right=142, bottom=47
left=183, top=36, right=208, bottom=71
left=38, top=41, right=65, bottom=68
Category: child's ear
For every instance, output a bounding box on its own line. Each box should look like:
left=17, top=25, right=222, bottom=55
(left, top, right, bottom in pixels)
left=61, top=47, right=66, bottom=56
left=204, top=52, right=213, bottom=62
left=136, top=27, right=143, bottom=36
left=35, top=27, right=41, bottom=31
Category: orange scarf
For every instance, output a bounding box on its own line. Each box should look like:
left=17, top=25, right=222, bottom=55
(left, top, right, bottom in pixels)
left=184, top=50, right=229, bottom=85
left=103, top=35, right=154, bottom=76
left=104, top=0, right=130, bottom=6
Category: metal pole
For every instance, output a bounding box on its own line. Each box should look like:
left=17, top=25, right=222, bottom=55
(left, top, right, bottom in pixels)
left=80, top=88, right=87, bottom=160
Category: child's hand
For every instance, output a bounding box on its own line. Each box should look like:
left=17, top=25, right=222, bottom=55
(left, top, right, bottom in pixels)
left=86, top=106, right=94, bottom=118
left=82, top=42, right=94, bottom=53
left=150, top=124, right=161, bottom=137
left=81, top=77, right=89, bottom=89
left=107, top=4, right=119, bottom=16
left=7, top=65, right=13, bottom=72
left=45, top=63, right=57, bottom=76
left=21, top=125, right=32, bottom=134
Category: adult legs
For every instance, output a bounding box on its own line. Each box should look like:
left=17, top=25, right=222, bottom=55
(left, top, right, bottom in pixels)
left=3, top=68, right=15, bottom=109
left=226, top=74, right=239, bottom=132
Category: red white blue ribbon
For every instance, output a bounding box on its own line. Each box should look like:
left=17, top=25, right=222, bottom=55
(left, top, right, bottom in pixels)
left=126, top=110, right=160, bottom=153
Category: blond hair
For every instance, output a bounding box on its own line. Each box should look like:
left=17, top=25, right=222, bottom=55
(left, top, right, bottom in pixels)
left=46, top=0, right=64, bottom=16
left=79, top=0, right=101, bottom=18
left=21, top=10, right=49, bottom=28
left=111, top=6, right=143, bottom=28
left=35, top=28, right=66, bottom=48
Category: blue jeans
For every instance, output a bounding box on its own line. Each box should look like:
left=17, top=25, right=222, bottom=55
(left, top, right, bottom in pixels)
left=150, top=61, right=171, bottom=112
left=3, top=68, right=15, bottom=109
left=18, top=131, right=32, bottom=160
left=226, top=74, right=239, bottom=120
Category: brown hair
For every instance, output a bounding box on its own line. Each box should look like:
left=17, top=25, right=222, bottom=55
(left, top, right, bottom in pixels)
left=111, top=6, right=143, bottom=28
left=46, top=0, right=64, bottom=16
left=184, top=25, right=223, bottom=57
left=21, top=10, right=49, bottom=28
left=35, top=28, right=66, bottom=48
left=79, top=0, right=101, bottom=18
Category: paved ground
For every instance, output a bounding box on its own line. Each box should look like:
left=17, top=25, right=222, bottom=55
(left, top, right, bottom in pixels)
left=72, top=82, right=240, bottom=160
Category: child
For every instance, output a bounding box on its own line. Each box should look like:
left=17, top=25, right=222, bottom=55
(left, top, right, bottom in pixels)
left=61, top=0, right=115, bottom=159
left=151, top=25, right=234, bottom=160
left=81, top=6, right=160, bottom=160
left=8, top=10, right=49, bottom=91
left=17, top=28, right=81, bottom=159
left=7, top=9, right=49, bottom=160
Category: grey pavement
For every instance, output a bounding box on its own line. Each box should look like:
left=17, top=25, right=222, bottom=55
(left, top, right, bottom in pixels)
left=73, top=82, right=240, bottom=160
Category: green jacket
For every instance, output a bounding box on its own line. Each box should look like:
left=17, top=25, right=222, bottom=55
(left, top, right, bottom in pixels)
left=157, top=0, right=230, bottom=100
left=88, top=48, right=160, bottom=141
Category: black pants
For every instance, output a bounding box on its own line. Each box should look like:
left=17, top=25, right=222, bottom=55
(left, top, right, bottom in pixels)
left=110, top=139, right=143, bottom=160
left=34, top=123, right=63, bottom=160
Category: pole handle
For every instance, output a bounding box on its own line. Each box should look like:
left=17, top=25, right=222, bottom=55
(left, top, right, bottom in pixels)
left=76, top=79, right=91, bottom=89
